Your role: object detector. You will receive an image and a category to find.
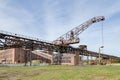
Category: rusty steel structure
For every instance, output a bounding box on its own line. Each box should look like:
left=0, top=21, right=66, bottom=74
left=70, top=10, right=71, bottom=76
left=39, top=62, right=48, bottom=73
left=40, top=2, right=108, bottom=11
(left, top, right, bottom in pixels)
left=0, top=30, right=54, bottom=50
left=0, top=16, right=120, bottom=65
left=53, top=16, right=105, bottom=45
left=0, top=30, right=119, bottom=59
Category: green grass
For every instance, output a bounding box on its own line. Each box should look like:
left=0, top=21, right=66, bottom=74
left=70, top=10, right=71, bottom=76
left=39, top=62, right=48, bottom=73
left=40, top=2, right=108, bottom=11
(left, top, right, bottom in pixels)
left=0, top=65, right=120, bottom=80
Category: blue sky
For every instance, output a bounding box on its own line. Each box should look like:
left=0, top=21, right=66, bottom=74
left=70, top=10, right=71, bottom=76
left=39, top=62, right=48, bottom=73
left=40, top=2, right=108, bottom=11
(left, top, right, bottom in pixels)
left=0, top=0, right=120, bottom=57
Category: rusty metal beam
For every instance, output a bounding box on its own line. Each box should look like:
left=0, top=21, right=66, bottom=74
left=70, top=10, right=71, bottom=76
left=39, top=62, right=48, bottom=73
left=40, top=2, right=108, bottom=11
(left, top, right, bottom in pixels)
left=0, top=30, right=119, bottom=60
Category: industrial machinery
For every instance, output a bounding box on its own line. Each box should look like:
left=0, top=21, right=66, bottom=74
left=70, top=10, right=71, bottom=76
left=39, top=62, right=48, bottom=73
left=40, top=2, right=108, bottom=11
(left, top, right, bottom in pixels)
left=0, top=16, right=120, bottom=65
left=52, top=16, right=105, bottom=64
left=53, top=16, right=105, bottom=45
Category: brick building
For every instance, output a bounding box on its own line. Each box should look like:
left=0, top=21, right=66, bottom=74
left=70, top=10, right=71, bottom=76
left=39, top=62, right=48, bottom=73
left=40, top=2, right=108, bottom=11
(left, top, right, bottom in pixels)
left=0, top=48, right=81, bottom=65
left=61, top=53, right=81, bottom=65
left=0, top=48, right=25, bottom=63
left=0, top=48, right=53, bottom=64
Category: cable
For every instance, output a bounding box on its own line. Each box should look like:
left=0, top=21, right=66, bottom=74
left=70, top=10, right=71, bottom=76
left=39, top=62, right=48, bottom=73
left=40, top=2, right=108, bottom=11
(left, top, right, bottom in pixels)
left=101, top=21, right=104, bottom=53
left=101, top=21, right=104, bottom=46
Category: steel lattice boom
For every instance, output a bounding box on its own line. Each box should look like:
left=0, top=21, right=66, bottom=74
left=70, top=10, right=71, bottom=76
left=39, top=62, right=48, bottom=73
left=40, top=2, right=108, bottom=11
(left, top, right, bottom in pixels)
left=53, top=16, right=105, bottom=45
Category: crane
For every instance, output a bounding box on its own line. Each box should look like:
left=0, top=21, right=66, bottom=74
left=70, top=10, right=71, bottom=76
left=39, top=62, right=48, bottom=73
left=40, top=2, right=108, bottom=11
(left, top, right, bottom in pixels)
left=53, top=16, right=105, bottom=45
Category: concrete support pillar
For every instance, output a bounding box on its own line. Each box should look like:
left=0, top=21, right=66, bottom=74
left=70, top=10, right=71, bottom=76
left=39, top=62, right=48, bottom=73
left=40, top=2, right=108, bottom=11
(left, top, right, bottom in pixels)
left=95, top=57, right=98, bottom=64
left=110, top=58, right=112, bottom=65
left=24, top=49, right=31, bottom=66
left=80, top=55, right=84, bottom=65
left=89, top=55, right=93, bottom=64
left=29, top=51, right=32, bottom=66
left=91, top=56, right=92, bottom=61
left=87, top=56, right=89, bottom=65
left=51, top=56, right=53, bottom=64
left=88, top=54, right=91, bottom=65
left=24, top=50, right=28, bottom=66
left=50, top=51, right=53, bottom=64
left=75, top=52, right=80, bottom=65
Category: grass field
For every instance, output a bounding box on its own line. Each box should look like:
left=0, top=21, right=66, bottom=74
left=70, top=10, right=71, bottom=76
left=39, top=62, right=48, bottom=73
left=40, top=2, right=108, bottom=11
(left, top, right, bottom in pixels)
left=0, top=65, right=120, bottom=80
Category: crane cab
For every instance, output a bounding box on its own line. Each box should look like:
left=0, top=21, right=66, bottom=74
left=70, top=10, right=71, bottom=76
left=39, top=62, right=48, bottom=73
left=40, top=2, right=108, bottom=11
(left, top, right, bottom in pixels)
left=68, top=37, right=80, bottom=44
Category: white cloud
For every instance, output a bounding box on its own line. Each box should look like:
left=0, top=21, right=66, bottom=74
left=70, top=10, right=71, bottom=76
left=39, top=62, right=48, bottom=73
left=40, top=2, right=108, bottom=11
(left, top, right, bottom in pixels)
left=0, top=0, right=37, bottom=36
left=42, top=1, right=119, bottom=36
left=38, top=0, right=120, bottom=56
left=0, top=0, right=120, bottom=56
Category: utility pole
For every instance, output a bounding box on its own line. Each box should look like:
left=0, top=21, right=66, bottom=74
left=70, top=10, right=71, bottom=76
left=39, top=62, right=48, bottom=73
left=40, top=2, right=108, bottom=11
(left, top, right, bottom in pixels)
left=99, top=46, right=104, bottom=64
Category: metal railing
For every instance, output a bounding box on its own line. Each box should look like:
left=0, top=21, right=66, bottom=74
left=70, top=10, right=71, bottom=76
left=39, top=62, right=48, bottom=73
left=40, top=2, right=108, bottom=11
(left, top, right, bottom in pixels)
left=0, top=30, right=52, bottom=43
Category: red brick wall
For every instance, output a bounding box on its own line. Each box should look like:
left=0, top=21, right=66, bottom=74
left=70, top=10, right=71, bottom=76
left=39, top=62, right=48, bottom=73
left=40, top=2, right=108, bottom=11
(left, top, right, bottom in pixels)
left=61, top=53, right=80, bottom=65
left=0, top=49, right=15, bottom=63
left=0, top=48, right=51, bottom=64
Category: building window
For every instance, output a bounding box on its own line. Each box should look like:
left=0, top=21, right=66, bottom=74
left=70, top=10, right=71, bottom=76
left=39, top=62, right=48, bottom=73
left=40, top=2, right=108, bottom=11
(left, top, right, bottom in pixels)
left=62, top=57, right=71, bottom=63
